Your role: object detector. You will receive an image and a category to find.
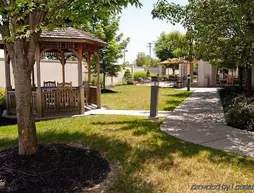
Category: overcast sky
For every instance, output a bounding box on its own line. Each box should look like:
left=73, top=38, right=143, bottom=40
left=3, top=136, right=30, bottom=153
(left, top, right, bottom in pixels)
left=118, top=0, right=188, bottom=64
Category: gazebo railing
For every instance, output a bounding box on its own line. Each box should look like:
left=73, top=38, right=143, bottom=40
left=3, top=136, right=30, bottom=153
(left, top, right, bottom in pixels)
left=6, top=86, right=98, bottom=116
left=42, top=89, right=80, bottom=113
left=89, top=86, right=97, bottom=105
left=7, top=91, right=37, bottom=114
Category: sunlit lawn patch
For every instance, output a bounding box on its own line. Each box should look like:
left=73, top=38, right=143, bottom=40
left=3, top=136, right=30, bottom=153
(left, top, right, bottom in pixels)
left=101, top=85, right=192, bottom=111
left=1, top=115, right=254, bottom=193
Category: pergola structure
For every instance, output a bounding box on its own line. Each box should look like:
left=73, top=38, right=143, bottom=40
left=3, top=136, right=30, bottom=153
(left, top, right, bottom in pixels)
left=1, top=27, right=106, bottom=118
left=160, top=58, right=193, bottom=79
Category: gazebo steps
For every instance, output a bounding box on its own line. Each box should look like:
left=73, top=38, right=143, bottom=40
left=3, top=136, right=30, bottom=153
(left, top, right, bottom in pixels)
left=85, top=104, right=98, bottom=111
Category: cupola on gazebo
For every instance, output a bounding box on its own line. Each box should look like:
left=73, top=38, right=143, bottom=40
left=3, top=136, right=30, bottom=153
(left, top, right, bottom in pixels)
left=1, top=27, right=107, bottom=118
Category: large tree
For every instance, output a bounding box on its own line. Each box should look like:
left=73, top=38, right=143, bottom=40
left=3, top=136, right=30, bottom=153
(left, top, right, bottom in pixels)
left=0, top=0, right=141, bottom=155
left=152, top=0, right=254, bottom=95
left=89, top=16, right=130, bottom=90
left=155, top=31, right=188, bottom=61
left=135, top=52, right=159, bottom=67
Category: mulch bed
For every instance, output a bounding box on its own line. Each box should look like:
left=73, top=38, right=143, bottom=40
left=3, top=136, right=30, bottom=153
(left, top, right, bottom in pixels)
left=0, top=144, right=110, bottom=193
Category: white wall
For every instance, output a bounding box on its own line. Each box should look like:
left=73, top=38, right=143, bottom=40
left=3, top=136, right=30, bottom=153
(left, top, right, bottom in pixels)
left=179, top=63, right=188, bottom=78
left=0, top=58, right=15, bottom=89
left=105, top=67, right=130, bottom=86
left=0, top=59, right=83, bottom=88
left=198, top=60, right=217, bottom=87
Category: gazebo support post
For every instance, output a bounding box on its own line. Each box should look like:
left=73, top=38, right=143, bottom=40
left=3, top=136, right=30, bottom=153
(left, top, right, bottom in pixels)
left=60, top=51, right=66, bottom=84
left=96, top=52, right=101, bottom=109
left=36, top=45, right=43, bottom=117
left=87, top=52, right=92, bottom=104
left=31, top=65, right=36, bottom=90
left=4, top=48, right=11, bottom=114
left=78, top=46, right=85, bottom=114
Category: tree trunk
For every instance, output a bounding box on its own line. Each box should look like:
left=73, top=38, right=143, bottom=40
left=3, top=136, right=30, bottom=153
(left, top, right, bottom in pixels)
left=10, top=40, right=37, bottom=155
left=246, top=67, right=252, bottom=97
left=239, top=66, right=243, bottom=92
left=103, top=72, right=106, bottom=90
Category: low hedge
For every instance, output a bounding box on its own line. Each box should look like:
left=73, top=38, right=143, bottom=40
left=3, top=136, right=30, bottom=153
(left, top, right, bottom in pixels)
left=134, top=71, right=156, bottom=81
left=219, top=87, right=254, bottom=131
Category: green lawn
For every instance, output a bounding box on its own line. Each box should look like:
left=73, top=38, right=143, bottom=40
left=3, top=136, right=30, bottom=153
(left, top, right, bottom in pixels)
left=102, top=85, right=192, bottom=111
left=1, top=115, right=254, bottom=193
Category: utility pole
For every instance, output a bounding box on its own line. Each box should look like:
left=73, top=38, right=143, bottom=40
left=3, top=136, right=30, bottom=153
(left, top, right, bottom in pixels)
left=123, top=49, right=128, bottom=64
left=147, top=42, right=153, bottom=66
left=147, top=42, right=152, bottom=58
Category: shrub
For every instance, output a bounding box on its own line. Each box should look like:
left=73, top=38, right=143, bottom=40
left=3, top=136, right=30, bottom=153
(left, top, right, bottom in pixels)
left=134, top=71, right=156, bottom=81
left=134, top=71, right=147, bottom=81
left=123, top=69, right=133, bottom=84
left=219, top=87, right=242, bottom=108
left=0, top=88, right=6, bottom=118
left=91, top=74, right=103, bottom=86
left=225, top=103, right=254, bottom=131
left=219, top=87, right=254, bottom=131
left=146, top=70, right=151, bottom=77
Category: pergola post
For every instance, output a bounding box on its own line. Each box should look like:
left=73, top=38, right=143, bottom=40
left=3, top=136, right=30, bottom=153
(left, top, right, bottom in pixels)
left=96, top=52, right=101, bottom=109
left=78, top=45, right=85, bottom=114
left=36, top=45, right=43, bottom=117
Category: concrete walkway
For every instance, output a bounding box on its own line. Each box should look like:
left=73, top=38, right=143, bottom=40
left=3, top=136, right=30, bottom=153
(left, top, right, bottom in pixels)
left=161, top=88, right=254, bottom=157
left=85, top=109, right=170, bottom=117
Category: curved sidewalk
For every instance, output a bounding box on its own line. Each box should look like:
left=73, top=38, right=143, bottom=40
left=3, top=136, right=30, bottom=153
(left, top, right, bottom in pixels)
left=161, top=88, right=254, bottom=157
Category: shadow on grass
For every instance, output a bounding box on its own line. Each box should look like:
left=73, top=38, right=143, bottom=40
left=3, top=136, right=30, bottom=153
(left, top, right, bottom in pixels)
left=162, top=99, right=185, bottom=111
left=101, top=89, right=118, bottom=94
left=163, top=92, right=191, bottom=98
left=160, top=92, right=193, bottom=111
left=90, top=119, right=254, bottom=171
left=1, top=117, right=254, bottom=192
left=0, top=118, right=17, bottom=127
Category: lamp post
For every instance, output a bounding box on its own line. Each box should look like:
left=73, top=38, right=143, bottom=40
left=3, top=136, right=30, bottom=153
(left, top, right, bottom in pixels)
left=149, top=76, right=160, bottom=120
left=187, top=74, right=191, bottom=91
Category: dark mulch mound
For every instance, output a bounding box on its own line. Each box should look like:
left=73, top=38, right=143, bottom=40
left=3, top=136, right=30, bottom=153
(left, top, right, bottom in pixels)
left=0, top=144, right=110, bottom=193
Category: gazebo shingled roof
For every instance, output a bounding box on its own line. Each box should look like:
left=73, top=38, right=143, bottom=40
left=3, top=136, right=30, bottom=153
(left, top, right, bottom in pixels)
left=0, top=27, right=107, bottom=47
left=40, top=27, right=106, bottom=46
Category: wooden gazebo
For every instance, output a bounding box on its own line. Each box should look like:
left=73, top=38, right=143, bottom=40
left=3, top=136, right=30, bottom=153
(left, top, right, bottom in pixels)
left=1, top=27, right=107, bottom=118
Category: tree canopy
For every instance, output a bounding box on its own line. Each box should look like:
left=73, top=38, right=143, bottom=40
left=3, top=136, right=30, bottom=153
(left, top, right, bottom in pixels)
left=152, top=0, right=254, bottom=95
left=155, top=31, right=188, bottom=61
left=152, top=0, right=254, bottom=67
left=88, top=16, right=129, bottom=89
left=135, top=52, right=160, bottom=67
left=0, top=0, right=142, bottom=155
